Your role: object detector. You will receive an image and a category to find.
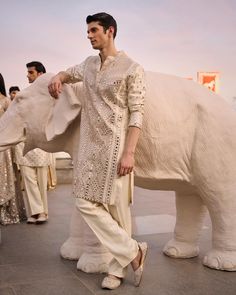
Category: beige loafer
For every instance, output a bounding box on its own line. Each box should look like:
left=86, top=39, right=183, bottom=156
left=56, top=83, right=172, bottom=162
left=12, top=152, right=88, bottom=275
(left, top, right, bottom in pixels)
left=36, top=214, right=48, bottom=224
left=134, top=242, right=148, bottom=287
left=101, top=276, right=122, bottom=290
left=27, top=217, right=37, bottom=224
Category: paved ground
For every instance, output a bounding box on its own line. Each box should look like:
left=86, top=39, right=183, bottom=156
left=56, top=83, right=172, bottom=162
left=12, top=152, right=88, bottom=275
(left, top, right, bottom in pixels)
left=1, top=184, right=236, bottom=295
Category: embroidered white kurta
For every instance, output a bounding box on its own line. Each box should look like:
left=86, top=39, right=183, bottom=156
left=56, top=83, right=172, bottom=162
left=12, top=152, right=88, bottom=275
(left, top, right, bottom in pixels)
left=66, top=51, right=146, bottom=204
left=14, top=142, right=50, bottom=167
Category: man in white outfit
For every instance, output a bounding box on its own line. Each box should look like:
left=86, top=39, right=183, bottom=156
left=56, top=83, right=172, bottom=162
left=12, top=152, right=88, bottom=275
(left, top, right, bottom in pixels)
left=15, top=61, right=50, bottom=224
left=49, top=13, right=148, bottom=289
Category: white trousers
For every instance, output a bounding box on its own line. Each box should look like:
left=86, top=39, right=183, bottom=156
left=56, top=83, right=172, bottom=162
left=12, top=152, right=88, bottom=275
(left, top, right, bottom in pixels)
left=20, top=165, right=48, bottom=217
left=47, top=153, right=57, bottom=189
left=76, top=197, right=139, bottom=278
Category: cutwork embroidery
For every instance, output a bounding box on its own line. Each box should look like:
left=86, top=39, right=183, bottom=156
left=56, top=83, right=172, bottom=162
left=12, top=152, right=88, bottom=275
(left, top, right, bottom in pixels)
left=67, top=52, right=146, bottom=204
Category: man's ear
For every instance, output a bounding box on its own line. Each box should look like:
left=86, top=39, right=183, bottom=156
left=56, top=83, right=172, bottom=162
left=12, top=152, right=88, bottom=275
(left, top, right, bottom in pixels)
left=108, top=26, right=115, bottom=38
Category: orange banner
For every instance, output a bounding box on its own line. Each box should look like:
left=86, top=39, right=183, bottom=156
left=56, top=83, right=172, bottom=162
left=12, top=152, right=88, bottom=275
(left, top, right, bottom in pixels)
left=197, top=72, right=219, bottom=93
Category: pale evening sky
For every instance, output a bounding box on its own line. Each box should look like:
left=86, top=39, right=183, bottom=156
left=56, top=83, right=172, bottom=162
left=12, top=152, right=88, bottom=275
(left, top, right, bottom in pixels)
left=1, top=0, right=236, bottom=101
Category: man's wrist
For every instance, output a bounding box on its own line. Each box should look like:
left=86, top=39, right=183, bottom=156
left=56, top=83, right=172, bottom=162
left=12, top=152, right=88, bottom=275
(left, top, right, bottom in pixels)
left=123, top=150, right=135, bottom=156
left=58, top=71, right=69, bottom=83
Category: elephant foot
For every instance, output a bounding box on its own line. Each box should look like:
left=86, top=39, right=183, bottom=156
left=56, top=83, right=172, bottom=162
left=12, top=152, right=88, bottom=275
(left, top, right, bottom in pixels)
left=77, top=252, right=113, bottom=273
left=163, top=239, right=199, bottom=258
left=203, top=249, right=236, bottom=271
left=60, top=237, right=84, bottom=260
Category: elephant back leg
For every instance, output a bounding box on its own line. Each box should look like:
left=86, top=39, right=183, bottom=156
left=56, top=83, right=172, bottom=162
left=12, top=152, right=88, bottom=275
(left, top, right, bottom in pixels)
left=201, top=188, right=236, bottom=271
left=164, top=190, right=207, bottom=258
left=60, top=207, right=85, bottom=260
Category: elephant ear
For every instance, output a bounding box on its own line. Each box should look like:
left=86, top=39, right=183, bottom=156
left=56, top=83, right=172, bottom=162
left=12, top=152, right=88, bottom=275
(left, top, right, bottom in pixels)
left=45, top=82, right=82, bottom=141
left=16, top=73, right=82, bottom=157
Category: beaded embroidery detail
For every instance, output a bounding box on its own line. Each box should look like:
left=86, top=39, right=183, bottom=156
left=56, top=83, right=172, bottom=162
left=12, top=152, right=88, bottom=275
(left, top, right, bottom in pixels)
left=0, top=96, right=20, bottom=225
left=67, top=52, right=146, bottom=204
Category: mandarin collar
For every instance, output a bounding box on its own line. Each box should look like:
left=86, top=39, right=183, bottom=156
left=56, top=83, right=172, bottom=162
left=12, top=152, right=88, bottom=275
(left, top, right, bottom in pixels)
left=98, top=51, right=125, bottom=67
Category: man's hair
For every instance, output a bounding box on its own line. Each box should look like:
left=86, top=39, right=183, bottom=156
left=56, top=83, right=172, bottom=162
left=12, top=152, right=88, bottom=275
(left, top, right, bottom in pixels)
left=26, top=61, right=46, bottom=73
left=86, top=12, right=117, bottom=39
left=0, top=73, right=6, bottom=96
left=9, top=86, right=20, bottom=93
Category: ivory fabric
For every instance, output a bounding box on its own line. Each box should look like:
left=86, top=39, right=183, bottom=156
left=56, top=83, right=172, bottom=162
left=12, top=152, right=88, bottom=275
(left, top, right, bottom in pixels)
left=20, top=165, right=48, bottom=216
left=66, top=51, right=146, bottom=204
left=13, top=137, right=49, bottom=217
left=47, top=153, right=57, bottom=189
left=76, top=197, right=138, bottom=277
left=14, top=142, right=50, bottom=167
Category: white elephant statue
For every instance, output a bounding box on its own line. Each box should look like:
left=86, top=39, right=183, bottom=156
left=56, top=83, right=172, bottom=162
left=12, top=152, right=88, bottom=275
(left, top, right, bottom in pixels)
left=1, top=72, right=236, bottom=273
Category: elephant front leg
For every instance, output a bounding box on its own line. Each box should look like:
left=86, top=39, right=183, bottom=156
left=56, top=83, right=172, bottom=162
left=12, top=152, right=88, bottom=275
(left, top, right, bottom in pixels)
left=61, top=207, right=112, bottom=272
left=202, top=193, right=236, bottom=271
left=60, top=207, right=85, bottom=260
left=163, top=191, right=207, bottom=258
left=77, top=224, right=113, bottom=273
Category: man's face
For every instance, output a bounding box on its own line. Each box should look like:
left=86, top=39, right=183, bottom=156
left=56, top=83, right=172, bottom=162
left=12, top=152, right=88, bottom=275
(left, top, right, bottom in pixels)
left=87, top=21, right=111, bottom=50
left=27, top=66, right=42, bottom=83
left=10, top=90, right=19, bottom=100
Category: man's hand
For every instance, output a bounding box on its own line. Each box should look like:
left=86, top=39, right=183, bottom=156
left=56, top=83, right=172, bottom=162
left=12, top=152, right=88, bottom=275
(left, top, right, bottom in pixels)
left=117, top=126, right=140, bottom=177
left=48, top=75, right=62, bottom=99
left=117, top=151, right=134, bottom=176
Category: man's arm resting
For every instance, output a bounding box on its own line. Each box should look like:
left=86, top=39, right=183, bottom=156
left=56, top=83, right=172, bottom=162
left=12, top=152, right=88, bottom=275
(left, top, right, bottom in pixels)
left=48, top=71, right=71, bottom=99
left=117, top=126, right=141, bottom=176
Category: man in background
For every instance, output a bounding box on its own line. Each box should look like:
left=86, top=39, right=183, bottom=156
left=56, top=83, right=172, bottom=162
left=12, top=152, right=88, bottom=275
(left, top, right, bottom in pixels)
left=26, top=61, right=57, bottom=190
left=9, top=86, right=20, bottom=100
left=15, top=61, right=51, bottom=224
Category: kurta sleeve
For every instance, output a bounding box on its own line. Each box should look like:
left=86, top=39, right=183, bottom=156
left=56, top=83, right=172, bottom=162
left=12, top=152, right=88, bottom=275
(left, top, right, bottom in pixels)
left=65, top=59, right=87, bottom=83
left=127, top=65, right=146, bottom=129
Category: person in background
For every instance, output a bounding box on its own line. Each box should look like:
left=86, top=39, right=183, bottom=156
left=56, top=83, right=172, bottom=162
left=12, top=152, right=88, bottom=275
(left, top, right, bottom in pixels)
left=9, top=86, right=20, bottom=101
left=14, top=62, right=50, bottom=224
left=26, top=61, right=57, bottom=190
left=8, top=85, right=28, bottom=221
left=0, top=73, right=21, bottom=225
